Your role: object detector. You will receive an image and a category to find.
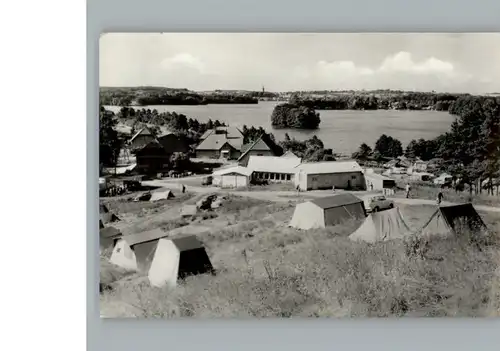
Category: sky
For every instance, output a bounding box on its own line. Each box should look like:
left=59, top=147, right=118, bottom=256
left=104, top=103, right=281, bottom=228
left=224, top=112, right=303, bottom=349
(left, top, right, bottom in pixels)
left=100, top=33, right=500, bottom=94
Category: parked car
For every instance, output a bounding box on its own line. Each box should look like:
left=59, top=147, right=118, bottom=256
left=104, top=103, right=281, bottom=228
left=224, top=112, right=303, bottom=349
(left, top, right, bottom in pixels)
left=363, top=195, right=395, bottom=213
left=433, top=174, right=453, bottom=187
left=201, top=176, right=213, bottom=186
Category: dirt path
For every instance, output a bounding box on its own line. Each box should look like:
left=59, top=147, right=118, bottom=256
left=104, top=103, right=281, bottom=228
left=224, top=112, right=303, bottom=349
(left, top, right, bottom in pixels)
left=143, top=178, right=500, bottom=213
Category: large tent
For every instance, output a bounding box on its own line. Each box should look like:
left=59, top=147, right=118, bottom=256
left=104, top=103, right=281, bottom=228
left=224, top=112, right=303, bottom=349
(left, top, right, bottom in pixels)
left=289, top=193, right=366, bottom=230
left=419, top=203, right=488, bottom=239
left=349, top=207, right=412, bottom=243
left=148, top=235, right=215, bottom=288
left=109, top=230, right=214, bottom=287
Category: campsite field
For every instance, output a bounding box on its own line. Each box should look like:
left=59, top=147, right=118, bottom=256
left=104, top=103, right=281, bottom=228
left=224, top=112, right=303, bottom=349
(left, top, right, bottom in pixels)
left=100, top=188, right=500, bottom=318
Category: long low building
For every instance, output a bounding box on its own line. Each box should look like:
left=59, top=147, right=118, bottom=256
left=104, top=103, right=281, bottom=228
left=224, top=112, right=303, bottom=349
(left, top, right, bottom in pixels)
left=246, top=155, right=302, bottom=183
left=294, top=161, right=366, bottom=191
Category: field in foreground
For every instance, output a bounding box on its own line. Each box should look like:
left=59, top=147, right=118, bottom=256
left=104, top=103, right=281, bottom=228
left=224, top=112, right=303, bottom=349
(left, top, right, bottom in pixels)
left=100, top=191, right=500, bottom=318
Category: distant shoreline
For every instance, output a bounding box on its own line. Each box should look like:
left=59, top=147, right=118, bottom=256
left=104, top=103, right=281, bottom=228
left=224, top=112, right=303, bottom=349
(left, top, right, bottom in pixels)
left=100, top=87, right=481, bottom=112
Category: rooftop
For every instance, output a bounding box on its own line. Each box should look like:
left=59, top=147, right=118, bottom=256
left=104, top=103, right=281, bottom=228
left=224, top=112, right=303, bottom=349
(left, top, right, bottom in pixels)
left=212, top=165, right=253, bottom=177
left=295, top=161, right=363, bottom=174
left=247, top=155, right=302, bottom=174
left=196, top=134, right=243, bottom=151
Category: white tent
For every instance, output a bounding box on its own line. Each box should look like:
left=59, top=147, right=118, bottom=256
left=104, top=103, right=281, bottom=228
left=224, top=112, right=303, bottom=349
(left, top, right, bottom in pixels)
left=148, top=235, right=214, bottom=288
left=150, top=189, right=175, bottom=202
left=349, top=207, right=412, bottom=244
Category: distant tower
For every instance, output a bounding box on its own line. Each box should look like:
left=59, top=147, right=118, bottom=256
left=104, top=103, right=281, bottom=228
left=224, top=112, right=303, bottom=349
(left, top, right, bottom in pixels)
left=262, top=85, right=265, bottom=93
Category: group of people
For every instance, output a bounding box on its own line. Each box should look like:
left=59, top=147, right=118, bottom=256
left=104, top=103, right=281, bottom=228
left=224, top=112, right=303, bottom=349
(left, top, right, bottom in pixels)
left=103, top=185, right=127, bottom=197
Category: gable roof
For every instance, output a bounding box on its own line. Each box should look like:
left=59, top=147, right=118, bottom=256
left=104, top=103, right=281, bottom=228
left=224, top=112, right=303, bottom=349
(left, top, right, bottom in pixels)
left=122, top=228, right=168, bottom=247
left=295, top=161, right=363, bottom=175
left=129, top=127, right=154, bottom=143
left=309, top=193, right=364, bottom=210
left=200, top=129, right=214, bottom=140
left=171, top=235, right=204, bottom=252
left=196, top=134, right=242, bottom=151
left=247, top=155, right=302, bottom=173
left=237, top=134, right=274, bottom=162
left=281, top=150, right=300, bottom=159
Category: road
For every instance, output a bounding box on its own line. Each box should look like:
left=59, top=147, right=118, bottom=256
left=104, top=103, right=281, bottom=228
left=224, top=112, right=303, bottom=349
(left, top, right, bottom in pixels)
left=143, top=178, right=500, bottom=213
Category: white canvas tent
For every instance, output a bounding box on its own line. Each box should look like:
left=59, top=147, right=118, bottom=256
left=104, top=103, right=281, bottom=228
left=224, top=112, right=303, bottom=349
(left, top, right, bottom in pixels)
left=349, top=207, right=412, bottom=244
left=150, top=189, right=175, bottom=202
left=289, top=193, right=366, bottom=230
left=148, top=235, right=214, bottom=288
left=181, top=205, right=198, bottom=218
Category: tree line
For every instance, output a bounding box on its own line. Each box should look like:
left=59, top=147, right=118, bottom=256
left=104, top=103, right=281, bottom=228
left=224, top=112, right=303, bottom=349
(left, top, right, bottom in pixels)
left=292, top=92, right=472, bottom=111
left=100, top=87, right=259, bottom=106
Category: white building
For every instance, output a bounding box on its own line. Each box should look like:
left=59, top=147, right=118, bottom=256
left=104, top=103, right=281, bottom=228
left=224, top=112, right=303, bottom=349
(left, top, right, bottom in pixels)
left=294, top=161, right=365, bottom=191
left=212, top=166, right=253, bottom=188
left=246, top=155, right=302, bottom=183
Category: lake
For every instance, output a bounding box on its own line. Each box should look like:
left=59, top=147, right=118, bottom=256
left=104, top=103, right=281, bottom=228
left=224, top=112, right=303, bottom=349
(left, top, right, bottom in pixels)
left=104, top=101, right=456, bottom=155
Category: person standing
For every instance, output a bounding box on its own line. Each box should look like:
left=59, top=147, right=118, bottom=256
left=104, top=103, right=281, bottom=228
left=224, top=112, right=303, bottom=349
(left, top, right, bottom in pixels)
left=182, top=184, right=186, bottom=194
left=405, top=183, right=411, bottom=198
left=437, top=189, right=444, bottom=205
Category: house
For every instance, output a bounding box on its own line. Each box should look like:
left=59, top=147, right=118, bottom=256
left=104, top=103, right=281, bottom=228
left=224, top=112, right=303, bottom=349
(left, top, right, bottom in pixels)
left=157, top=132, right=189, bottom=154
left=212, top=166, right=253, bottom=188
left=294, top=161, right=365, bottom=191
left=200, top=126, right=244, bottom=142
left=246, top=155, right=302, bottom=183
left=195, top=134, right=243, bottom=159
left=128, top=127, right=156, bottom=153
left=237, top=134, right=280, bottom=166
left=289, top=193, right=366, bottom=230
left=135, top=140, right=171, bottom=175
left=364, top=172, right=396, bottom=191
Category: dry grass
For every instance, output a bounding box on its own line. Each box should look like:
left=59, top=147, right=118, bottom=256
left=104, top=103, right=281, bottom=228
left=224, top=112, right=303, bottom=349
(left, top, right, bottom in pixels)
left=100, top=200, right=500, bottom=318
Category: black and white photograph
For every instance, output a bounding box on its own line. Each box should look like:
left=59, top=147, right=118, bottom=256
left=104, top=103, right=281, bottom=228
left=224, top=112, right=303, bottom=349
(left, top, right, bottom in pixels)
left=98, top=33, right=500, bottom=318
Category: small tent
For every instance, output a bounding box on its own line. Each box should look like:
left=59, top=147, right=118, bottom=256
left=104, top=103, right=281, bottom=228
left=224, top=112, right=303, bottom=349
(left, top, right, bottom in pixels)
left=150, top=189, right=175, bottom=202
left=148, top=235, right=215, bottom=288
left=99, top=226, right=123, bottom=251
left=419, top=203, right=488, bottom=239
left=99, top=203, right=109, bottom=214
left=289, top=193, right=366, bottom=230
left=349, top=207, right=412, bottom=244
left=100, top=212, right=120, bottom=225
left=181, top=205, right=198, bottom=218
left=109, top=228, right=169, bottom=272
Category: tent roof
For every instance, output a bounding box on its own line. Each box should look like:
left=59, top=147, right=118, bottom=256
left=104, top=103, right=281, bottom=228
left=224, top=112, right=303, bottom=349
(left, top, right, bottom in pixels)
left=123, top=228, right=168, bottom=247
left=310, top=193, right=363, bottom=210
left=437, top=203, right=487, bottom=231
left=171, top=235, right=204, bottom=252
left=295, top=161, right=363, bottom=175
